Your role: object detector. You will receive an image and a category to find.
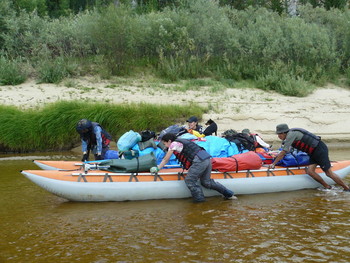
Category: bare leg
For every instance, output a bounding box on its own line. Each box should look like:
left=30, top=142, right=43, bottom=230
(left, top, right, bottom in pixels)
left=307, top=164, right=331, bottom=189
left=324, top=168, right=350, bottom=191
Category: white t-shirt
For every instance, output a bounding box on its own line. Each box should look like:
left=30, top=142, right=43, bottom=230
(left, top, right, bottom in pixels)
left=169, top=141, right=184, bottom=153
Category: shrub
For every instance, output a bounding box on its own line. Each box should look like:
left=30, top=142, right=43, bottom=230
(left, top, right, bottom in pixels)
left=85, top=5, right=140, bottom=75
left=37, top=57, right=75, bottom=83
left=0, top=57, right=27, bottom=85
left=298, top=5, right=350, bottom=71
left=0, top=2, right=349, bottom=96
left=345, top=67, right=350, bottom=87
left=256, top=64, right=315, bottom=97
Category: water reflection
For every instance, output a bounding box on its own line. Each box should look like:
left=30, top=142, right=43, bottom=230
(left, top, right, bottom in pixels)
left=1, top=150, right=350, bottom=262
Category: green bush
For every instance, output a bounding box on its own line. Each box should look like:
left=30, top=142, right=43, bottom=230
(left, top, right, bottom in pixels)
left=0, top=57, right=27, bottom=85
left=345, top=67, right=350, bottom=87
left=37, top=57, right=76, bottom=83
left=225, top=7, right=340, bottom=82
left=256, top=69, right=315, bottom=97
left=85, top=5, right=140, bottom=75
left=0, top=1, right=349, bottom=95
left=298, top=5, right=350, bottom=71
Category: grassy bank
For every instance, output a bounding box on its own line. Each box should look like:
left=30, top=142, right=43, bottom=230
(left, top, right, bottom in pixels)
left=0, top=101, right=206, bottom=152
left=1, top=1, right=350, bottom=96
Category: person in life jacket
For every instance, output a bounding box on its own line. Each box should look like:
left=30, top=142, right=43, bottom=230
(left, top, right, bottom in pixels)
left=76, top=119, right=112, bottom=161
left=269, top=124, right=350, bottom=191
left=150, top=133, right=237, bottom=202
left=242, top=128, right=271, bottom=150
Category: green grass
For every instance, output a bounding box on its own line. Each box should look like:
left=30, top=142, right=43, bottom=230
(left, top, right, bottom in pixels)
left=0, top=101, right=206, bottom=152
left=0, top=57, right=27, bottom=85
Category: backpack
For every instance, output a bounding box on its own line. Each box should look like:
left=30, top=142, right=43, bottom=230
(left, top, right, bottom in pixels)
left=224, top=132, right=255, bottom=152
left=158, top=125, right=186, bottom=139
left=222, top=129, right=237, bottom=137
left=117, top=130, right=141, bottom=151
left=140, top=130, right=156, bottom=142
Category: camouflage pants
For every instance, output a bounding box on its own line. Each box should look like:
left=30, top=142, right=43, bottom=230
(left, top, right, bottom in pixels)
left=185, top=156, right=232, bottom=202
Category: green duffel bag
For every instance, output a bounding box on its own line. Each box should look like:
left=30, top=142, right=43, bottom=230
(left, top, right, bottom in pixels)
left=99, top=152, right=157, bottom=173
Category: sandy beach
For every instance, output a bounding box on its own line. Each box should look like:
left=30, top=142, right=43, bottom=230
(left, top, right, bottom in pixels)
left=1, top=77, right=350, bottom=147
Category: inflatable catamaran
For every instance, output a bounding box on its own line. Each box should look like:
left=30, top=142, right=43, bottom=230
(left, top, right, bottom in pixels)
left=21, top=157, right=350, bottom=202
left=21, top=131, right=350, bottom=202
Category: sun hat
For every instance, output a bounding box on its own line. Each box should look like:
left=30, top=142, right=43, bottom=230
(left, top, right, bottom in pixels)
left=276, top=123, right=289, bottom=134
left=187, top=116, right=198, bottom=123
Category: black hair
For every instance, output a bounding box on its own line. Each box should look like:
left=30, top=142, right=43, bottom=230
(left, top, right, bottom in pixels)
left=76, top=119, right=92, bottom=134
left=161, top=133, right=177, bottom=142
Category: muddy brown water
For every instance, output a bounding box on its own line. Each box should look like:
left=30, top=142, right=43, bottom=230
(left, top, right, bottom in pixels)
left=1, top=148, right=350, bottom=263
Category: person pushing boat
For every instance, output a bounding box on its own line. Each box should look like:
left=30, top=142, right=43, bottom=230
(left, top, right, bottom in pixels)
left=269, top=124, right=350, bottom=191
left=76, top=119, right=112, bottom=161
left=151, top=133, right=237, bottom=202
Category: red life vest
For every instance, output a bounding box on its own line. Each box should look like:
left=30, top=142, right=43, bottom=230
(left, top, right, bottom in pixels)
left=290, top=128, right=320, bottom=155
left=173, top=139, right=209, bottom=170
left=85, top=122, right=112, bottom=147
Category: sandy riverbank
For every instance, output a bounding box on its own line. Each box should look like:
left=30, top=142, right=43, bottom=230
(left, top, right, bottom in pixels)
left=1, top=77, right=350, bottom=147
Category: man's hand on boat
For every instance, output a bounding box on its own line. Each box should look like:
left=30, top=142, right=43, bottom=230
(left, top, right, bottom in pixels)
left=268, top=163, right=276, bottom=169
left=150, top=166, right=160, bottom=173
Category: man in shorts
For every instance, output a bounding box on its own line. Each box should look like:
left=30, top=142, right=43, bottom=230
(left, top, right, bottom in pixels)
left=269, top=123, right=350, bottom=191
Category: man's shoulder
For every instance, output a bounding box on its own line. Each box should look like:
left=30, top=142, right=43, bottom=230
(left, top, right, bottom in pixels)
left=93, top=125, right=102, bottom=132
left=286, top=130, right=303, bottom=140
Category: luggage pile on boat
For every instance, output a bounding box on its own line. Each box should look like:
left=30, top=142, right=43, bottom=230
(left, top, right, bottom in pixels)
left=20, top=126, right=350, bottom=202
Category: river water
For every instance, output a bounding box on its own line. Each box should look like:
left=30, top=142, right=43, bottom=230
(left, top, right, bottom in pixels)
left=1, top=148, right=350, bottom=263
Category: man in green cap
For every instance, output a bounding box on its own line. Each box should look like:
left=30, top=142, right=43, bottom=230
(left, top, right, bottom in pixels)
left=269, top=124, right=350, bottom=191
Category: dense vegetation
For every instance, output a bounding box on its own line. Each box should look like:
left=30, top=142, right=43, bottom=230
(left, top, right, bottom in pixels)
left=0, top=0, right=349, bottom=97
left=1, top=0, right=350, bottom=152
left=0, top=101, right=205, bottom=152
left=6, top=0, right=349, bottom=17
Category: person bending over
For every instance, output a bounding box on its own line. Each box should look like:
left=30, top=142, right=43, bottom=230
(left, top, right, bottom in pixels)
left=152, top=133, right=237, bottom=202
left=269, top=124, right=349, bottom=191
left=76, top=119, right=112, bottom=161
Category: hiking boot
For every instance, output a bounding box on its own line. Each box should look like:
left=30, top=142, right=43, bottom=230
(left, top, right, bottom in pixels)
left=223, top=189, right=237, bottom=200
left=193, top=198, right=206, bottom=203
left=224, top=195, right=238, bottom=200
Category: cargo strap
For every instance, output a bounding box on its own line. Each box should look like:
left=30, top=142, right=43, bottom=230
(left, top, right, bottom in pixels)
left=77, top=172, right=113, bottom=182
left=223, top=172, right=233, bottom=179
left=128, top=157, right=141, bottom=182
left=153, top=172, right=163, bottom=181
left=129, top=173, right=139, bottom=182
left=77, top=173, right=88, bottom=182
left=229, top=156, right=239, bottom=173
left=267, top=169, right=276, bottom=176
left=246, top=170, right=254, bottom=177
left=103, top=173, right=113, bottom=182
left=286, top=168, right=295, bottom=175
